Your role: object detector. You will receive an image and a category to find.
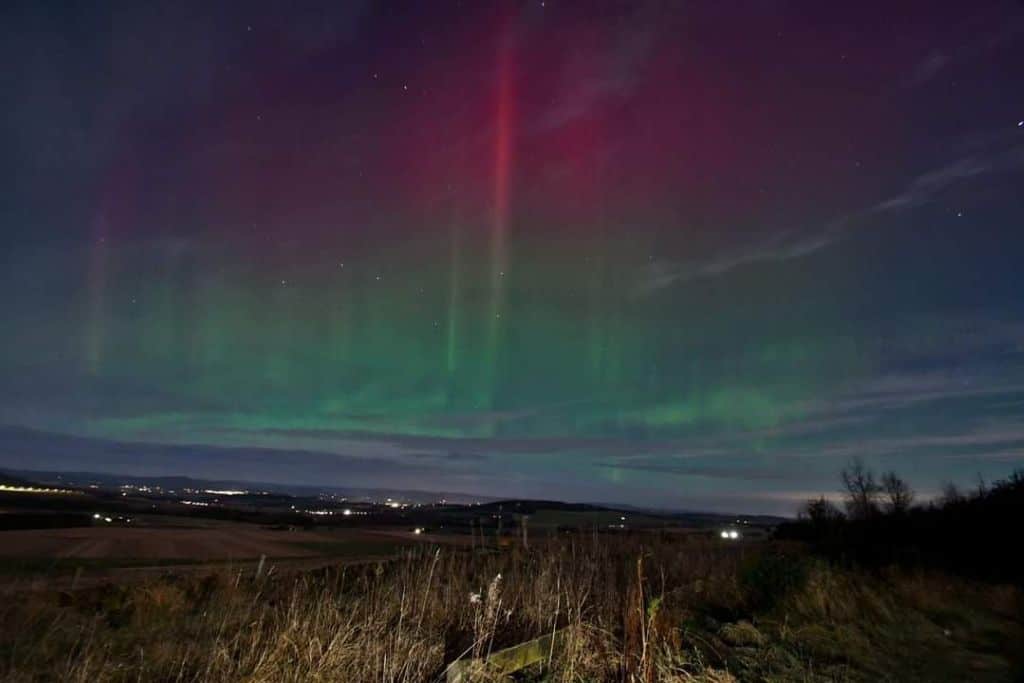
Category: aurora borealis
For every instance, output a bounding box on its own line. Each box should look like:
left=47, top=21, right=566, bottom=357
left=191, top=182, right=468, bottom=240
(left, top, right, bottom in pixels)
left=3, top=1, right=1024, bottom=513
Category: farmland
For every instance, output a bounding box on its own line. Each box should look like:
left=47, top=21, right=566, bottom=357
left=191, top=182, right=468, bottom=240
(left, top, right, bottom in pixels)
left=3, top=470, right=1019, bottom=681
left=0, top=471, right=746, bottom=592
left=1, top=530, right=1021, bottom=682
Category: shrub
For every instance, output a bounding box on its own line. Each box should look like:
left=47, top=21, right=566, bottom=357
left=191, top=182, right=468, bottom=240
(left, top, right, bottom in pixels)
left=739, top=552, right=810, bottom=611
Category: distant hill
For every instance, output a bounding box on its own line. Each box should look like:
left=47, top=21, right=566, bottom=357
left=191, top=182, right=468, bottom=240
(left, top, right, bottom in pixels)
left=463, top=499, right=786, bottom=526
left=0, top=467, right=494, bottom=505
left=0, top=425, right=788, bottom=521
left=0, top=472, right=43, bottom=488
left=0, top=426, right=494, bottom=504
left=476, top=500, right=610, bottom=514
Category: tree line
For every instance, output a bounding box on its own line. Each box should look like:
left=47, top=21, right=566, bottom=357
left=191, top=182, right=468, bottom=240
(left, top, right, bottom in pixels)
left=777, top=458, right=1024, bottom=584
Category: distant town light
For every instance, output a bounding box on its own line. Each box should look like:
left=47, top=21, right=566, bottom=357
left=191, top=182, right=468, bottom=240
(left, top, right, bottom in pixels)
left=413, top=527, right=424, bottom=535
left=0, top=484, right=77, bottom=495
left=343, top=508, right=352, bottom=516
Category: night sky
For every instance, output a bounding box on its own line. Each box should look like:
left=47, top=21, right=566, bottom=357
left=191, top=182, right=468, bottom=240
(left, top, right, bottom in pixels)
left=3, top=1, right=1024, bottom=513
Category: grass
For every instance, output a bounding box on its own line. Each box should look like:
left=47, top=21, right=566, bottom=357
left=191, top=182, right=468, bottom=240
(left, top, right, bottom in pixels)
left=0, top=534, right=1020, bottom=682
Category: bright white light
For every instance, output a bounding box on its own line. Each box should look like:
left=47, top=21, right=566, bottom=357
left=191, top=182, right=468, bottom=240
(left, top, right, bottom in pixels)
left=0, top=484, right=76, bottom=495
left=720, top=530, right=730, bottom=539
left=93, top=513, right=102, bottom=519
left=343, top=508, right=352, bottom=516
left=387, top=501, right=401, bottom=509
left=104, top=517, right=113, bottom=523
left=203, top=489, right=247, bottom=496
left=729, top=530, right=739, bottom=539
left=413, top=527, right=424, bottom=535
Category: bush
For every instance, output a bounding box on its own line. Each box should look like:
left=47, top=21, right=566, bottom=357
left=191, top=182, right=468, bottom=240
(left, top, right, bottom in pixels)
left=739, top=551, right=810, bottom=611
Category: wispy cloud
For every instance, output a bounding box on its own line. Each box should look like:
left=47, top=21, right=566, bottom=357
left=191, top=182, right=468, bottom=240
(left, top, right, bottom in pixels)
left=902, top=19, right=1024, bottom=87
left=598, top=459, right=788, bottom=481
left=634, top=222, right=844, bottom=295
left=904, top=51, right=952, bottom=87
left=0, top=425, right=447, bottom=487
left=530, top=5, right=657, bottom=133
left=636, top=137, right=1024, bottom=295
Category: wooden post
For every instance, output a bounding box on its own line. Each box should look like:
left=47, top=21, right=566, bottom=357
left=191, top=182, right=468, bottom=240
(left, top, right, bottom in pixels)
left=447, top=628, right=567, bottom=682
left=255, top=554, right=266, bottom=580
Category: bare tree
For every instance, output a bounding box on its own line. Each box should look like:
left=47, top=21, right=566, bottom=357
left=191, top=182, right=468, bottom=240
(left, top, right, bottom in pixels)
left=840, top=457, right=881, bottom=519
left=881, top=471, right=914, bottom=514
left=800, top=496, right=845, bottom=524
left=939, top=481, right=963, bottom=506
left=974, top=472, right=988, bottom=498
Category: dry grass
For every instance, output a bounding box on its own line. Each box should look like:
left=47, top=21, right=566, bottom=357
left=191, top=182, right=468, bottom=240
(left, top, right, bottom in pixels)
left=0, top=533, right=1019, bottom=682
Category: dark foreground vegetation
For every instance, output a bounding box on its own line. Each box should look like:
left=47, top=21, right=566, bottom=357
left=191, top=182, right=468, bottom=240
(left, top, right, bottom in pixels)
left=1, top=531, right=1022, bottom=682
left=779, top=462, right=1024, bottom=584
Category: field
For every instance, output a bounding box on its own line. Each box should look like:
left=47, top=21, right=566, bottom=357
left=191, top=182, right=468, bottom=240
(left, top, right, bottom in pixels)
left=0, top=526, right=352, bottom=561
left=1, top=478, right=1021, bottom=682
left=0, top=532, right=1021, bottom=682
left=0, top=517, right=434, bottom=591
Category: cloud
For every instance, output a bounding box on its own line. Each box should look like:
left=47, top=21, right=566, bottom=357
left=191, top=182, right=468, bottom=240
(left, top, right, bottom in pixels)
left=530, top=5, right=658, bottom=133
left=636, top=138, right=1024, bottom=295
left=804, top=374, right=1024, bottom=420
left=422, top=399, right=593, bottom=431
left=598, top=459, right=788, bottom=481
left=0, top=425, right=446, bottom=488
left=868, top=157, right=989, bottom=212
left=534, top=31, right=653, bottom=132
left=903, top=20, right=1024, bottom=87
left=249, top=426, right=690, bottom=459
left=904, top=51, right=952, bottom=86
left=634, top=221, right=844, bottom=295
